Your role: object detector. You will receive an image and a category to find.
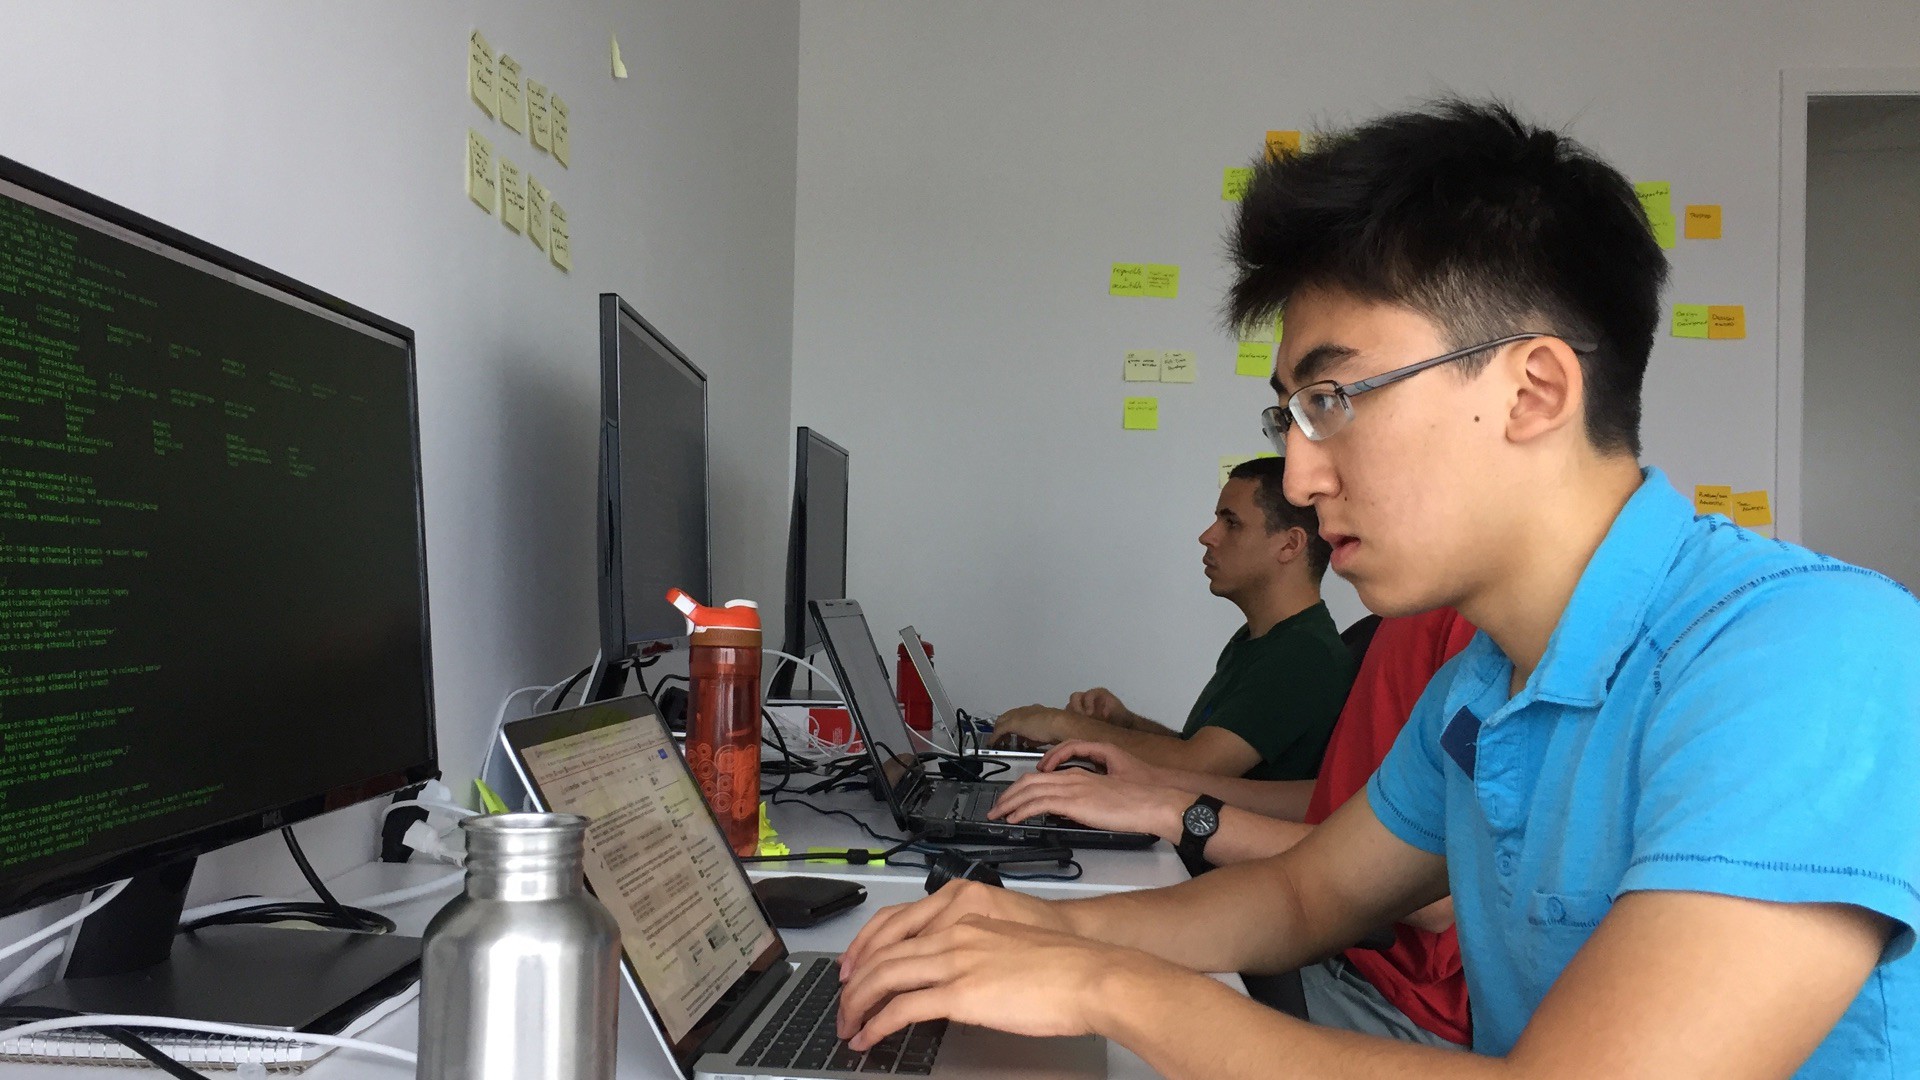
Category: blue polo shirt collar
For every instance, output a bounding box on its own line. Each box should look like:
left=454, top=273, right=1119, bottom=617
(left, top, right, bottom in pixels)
left=1526, top=467, right=1692, bottom=707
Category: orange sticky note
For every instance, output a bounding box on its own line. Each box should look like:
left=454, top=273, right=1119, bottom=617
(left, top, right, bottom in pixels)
left=1693, top=485, right=1732, bottom=516
left=1265, top=130, right=1301, bottom=161
left=1684, top=204, right=1722, bottom=240
left=1731, top=490, right=1772, bottom=528
left=1707, top=305, right=1746, bottom=340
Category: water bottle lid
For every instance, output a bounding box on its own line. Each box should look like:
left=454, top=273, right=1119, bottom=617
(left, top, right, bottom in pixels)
left=666, top=588, right=763, bottom=634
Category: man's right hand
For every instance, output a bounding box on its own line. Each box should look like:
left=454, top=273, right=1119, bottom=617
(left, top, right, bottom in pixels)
left=1038, top=740, right=1168, bottom=786
left=989, top=770, right=1190, bottom=843
left=837, top=879, right=1072, bottom=979
left=1065, top=686, right=1131, bottom=723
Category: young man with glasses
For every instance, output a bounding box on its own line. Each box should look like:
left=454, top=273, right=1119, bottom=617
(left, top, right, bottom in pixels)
left=833, top=99, right=1920, bottom=1077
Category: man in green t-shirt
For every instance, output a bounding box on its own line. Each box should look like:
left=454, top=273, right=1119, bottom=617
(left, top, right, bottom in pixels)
left=991, top=458, right=1355, bottom=779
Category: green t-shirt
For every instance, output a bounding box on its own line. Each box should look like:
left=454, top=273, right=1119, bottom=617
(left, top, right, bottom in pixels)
left=1180, top=601, right=1355, bottom=781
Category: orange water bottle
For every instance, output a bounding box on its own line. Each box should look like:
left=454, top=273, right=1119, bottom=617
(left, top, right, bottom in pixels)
left=667, top=588, right=762, bottom=856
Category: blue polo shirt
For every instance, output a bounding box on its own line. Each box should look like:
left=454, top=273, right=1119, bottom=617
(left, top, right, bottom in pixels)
left=1368, top=468, right=1920, bottom=1073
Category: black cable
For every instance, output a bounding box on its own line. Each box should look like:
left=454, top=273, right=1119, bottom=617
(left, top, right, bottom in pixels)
left=181, top=902, right=395, bottom=935
left=547, top=664, right=593, bottom=711
left=0, top=1007, right=211, bottom=1079
left=767, top=791, right=907, bottom=845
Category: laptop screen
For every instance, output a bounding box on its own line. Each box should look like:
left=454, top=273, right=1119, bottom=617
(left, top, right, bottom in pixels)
left=502, top=698, right=783, bottom=1067
left=810, top=600, right=926, bottom=811
left=899, top=626, right=960, bottom=749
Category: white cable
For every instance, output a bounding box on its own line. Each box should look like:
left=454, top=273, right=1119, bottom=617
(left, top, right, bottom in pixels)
left=0, top=1014, right=417, bottom=1065
left=346, top=869, right=465, bottom=909
left=0, top=879, right=127, bottom=965
left=0, top=939, right=64, bottom=1001
left=382, top=798, right=478, bottom=820
left=762, top=648, right=842, bottom=699
left=493, top=683, right=547, bottom=735
left=177, top=894, right=294, bottom=926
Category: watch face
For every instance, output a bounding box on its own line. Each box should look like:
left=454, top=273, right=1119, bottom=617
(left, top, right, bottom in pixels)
left=1182, top=802, right=1218, bottom=838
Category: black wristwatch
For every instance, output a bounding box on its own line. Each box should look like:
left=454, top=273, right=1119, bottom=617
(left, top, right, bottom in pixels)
left=1175, top=795, right=1225, bottom=875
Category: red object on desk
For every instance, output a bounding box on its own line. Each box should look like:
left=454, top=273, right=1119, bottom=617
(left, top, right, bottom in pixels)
left=895, top=639, right=934, bottom=732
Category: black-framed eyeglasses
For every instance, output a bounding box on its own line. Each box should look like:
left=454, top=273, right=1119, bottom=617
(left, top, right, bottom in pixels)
left=1259, top=333, right=1597, bottom=455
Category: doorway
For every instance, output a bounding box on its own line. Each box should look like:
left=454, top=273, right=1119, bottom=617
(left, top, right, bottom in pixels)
left=1799, top=95, right=1920, bottom=592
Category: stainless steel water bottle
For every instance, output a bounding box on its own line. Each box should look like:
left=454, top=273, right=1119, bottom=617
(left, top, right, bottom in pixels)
left=417, top=813, right=621, bottom=1080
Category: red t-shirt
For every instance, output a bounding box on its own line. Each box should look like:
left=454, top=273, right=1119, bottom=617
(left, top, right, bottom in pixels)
left=1303, top=608, right=1478, bottom=1046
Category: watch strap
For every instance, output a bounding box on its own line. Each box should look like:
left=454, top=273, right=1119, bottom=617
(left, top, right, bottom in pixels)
left=1175, top=794, right=1226, bottom=876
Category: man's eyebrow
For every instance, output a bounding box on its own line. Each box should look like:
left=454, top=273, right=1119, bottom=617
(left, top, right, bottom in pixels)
left=1285, top=343, right=1360, bottom=389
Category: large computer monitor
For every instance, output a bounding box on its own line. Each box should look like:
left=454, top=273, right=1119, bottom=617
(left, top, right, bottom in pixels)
left=0, top=154, right=436, bottom=1026
left=769, top=427, right=848, bottom=699
left=588, top=295, right=711, bottom=701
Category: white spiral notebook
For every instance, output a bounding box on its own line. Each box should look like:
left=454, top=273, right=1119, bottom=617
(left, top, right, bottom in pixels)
left=0, top=980, right=417, bottom=1072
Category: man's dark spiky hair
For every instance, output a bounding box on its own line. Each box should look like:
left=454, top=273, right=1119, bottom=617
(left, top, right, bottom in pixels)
left=1226, top=99, right=1669, bottom=455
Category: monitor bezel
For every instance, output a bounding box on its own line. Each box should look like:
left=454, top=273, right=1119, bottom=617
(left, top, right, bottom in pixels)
left=0, top=152, right=439, bottom=919
left=596, top=294, right=713, bottom=660
left=782, top=426, right=850, bottom=660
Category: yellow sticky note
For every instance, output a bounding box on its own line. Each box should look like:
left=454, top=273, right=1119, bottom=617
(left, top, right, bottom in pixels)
left=1235, top=340, right=1274, bottom=377
left=1240, top=316, right=1277, bottom=345
left=1731, top=490, right=1772, bottom=528
left=468, top=30, right=498, bottom=117
left=1123, top=350, right=1163, bottom=382
left=1274, top=310, right=1284, bottom=342
left=1222, top=167, right=1254, bottom=201
left=1649, top=213, right=1676, bottom=250
left=1265, top=130, right=1301, bottom=161
left=1708, top=305, right=1746, bottom=340
left=611, top=33, right=629, bottom=79
left=497, top=54, right=526, bottom=134
left=1693, top=484, right=1732, bottom=516
left=465, top=128, right=498, bottom=214
left=1671, top=304, right=1710, bottom=339
left=498, top=156, right=526, bottom=233
left=755, top=802, right=787, bottom=855
left=1123, top=397, right=1159, bottom=431
left=474, top=779, right=508, bottom=814
left=1160, top=349, right=1196, bottom=383
left=526, top=173, right=551, bottom=253
left=526, top=79, right=552, bottom=153
left=1684, top=204, right=1721, bottom=240
left=548, top=200, right=572, bottom=271
left=550, top=93, right=571, bottom=167
left=1108, top=263, right=1146, bottom=297
left=1633, top=181, right=1672, bottom=220
left=1143, top=264, right=1179, bottom=299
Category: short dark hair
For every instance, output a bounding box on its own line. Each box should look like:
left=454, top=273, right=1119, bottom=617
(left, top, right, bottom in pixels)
left=1226, top=457, right=1331, bottom=579
left=1226, top=99, right=1669, bottom=455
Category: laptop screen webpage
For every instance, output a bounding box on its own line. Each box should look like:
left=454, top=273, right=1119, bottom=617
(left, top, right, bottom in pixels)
left=811, top=601, right=925, bottom=805
left=507, top=700, right=782, bottom=1060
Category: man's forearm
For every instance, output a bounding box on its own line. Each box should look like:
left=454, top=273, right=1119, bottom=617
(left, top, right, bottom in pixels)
left=1096, top=962, right=1507, bottom=1080
left=1058, top=857, right=1341, bottom=974
left=1166, top=774, right=1316, bottom=821
left=1051, top=715, right=1186, bottom=761
left=1103, top=711, right=1176, bottom=734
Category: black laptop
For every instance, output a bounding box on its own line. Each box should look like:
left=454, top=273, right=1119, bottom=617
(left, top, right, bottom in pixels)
left=810, top=599, right=1155, bottom=849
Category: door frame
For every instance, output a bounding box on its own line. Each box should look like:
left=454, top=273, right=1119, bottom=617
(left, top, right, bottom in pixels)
left=1776, top=69, right=1920, bottom=542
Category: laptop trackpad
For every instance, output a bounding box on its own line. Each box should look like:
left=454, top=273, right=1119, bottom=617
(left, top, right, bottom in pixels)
left=938, top=1023, right=1105, bottom=1079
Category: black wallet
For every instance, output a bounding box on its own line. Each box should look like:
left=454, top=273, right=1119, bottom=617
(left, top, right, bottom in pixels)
left=751, top=876, right=868, bottom=929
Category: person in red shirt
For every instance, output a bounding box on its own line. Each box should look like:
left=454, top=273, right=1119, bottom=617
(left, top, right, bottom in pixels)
left=990, top=607, right=1477, bottom=1047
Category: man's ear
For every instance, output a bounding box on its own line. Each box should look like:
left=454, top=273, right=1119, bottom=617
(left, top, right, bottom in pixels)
left=1269, top=525, right=1308, bottom=566
left=1505, top=338, right=1586, bottom=446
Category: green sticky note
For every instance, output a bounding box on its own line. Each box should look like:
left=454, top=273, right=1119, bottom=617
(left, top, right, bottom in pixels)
left=1143, top=264, right=1180, bottom=299
left=1222, top=167, right=1254, bottom=201
left=473, top=779, right=508, bottom=814
left=1160, top=349, right=1196, bottom=383
left=1235, top=340, right=1274, bottom=377
left=1123, top=397, right=1159, bottom=430
left=1108, top=263, right=1146, bottom=296
left=1649, top=212, right=1676, bottom=250
left=1671, top=304, right=1709, bottom=339
left=1634, top=181, right=1672, bottom=220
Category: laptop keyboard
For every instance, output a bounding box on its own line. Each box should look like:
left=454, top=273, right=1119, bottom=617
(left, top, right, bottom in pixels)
left=736, top=956, right=950, bottom=1075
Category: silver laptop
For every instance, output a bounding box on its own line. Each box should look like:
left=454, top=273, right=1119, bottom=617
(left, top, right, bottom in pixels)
left=500, top=695, right=1104, bottom=1080
left=899, top=626, right=1041, bottom=760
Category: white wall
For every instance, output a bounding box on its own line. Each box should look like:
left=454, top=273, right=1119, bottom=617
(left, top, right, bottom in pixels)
left=1803, top=98, right=1920, bottom=592
left=0, top=0, right=798, bottom=976
left=791, top=0, right=1920, bottom=725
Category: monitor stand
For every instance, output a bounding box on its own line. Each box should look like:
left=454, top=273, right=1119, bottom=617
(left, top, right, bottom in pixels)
left=13, top=857, right=420, bottom=1034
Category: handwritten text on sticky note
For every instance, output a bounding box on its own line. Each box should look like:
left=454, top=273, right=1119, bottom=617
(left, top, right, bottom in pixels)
left=1731, top=490, right=1772, bottom=528
left=1109, top=263, right=1145, bottom=296
left=1222, top=167, right=1254, bottom=201
left=469, top=30, right=498, bottom=117
left=1123, top=350, right=1164, bottom=382
left=1123, top=397, right=1159, bottom=431
left=1235, top=340, right=1274, bottom=377
left=1160, top=350, right=1196, bottom=383
left=1708, top=305, right=1746, bottom=340
left=1143, top=264, right=1179, bottom=299
left=1672, top=305, right=1710, bottom=339
left=1694, top=485, right=1733, bottom=516
left=1265, top=130, right=1301, bottom=160
left=1685, top=204, right=1722, bottom=239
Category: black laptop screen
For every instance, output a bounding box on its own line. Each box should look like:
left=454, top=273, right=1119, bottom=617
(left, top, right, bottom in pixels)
left=809, top=600, right=926, bottom=812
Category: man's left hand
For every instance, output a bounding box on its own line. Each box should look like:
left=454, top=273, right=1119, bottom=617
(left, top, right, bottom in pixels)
left=990, top=705, right=1077, bottom=747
